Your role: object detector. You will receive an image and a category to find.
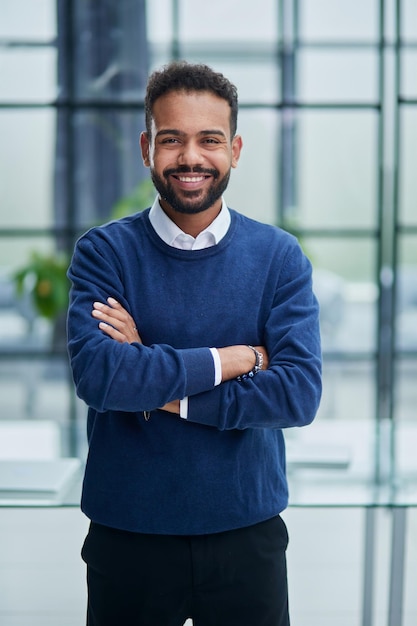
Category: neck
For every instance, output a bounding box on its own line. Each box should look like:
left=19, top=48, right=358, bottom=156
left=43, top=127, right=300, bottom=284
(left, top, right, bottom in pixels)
left=159, top=199, right=222, bottom=238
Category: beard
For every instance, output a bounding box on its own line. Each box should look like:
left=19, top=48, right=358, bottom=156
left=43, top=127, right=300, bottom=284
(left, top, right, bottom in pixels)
left=150, top=165, right=231, bottom=215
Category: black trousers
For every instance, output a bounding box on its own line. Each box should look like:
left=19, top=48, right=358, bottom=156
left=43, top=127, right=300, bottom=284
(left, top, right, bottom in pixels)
left=81, top=515, right=290, bottom=626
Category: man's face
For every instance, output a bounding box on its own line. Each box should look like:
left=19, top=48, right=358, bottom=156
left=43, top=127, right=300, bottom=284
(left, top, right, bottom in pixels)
left=140, top=90, right=242, bottom=216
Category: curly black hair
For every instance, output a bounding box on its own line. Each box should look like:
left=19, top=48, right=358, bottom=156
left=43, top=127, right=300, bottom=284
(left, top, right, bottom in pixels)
left=144, top=61, right=238, bottom=139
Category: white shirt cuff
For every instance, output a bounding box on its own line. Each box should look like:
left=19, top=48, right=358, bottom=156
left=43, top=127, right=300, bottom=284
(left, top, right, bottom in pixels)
left=209, top=347, right=222, bottom=386
left=179, top=397, right=189, bottom=419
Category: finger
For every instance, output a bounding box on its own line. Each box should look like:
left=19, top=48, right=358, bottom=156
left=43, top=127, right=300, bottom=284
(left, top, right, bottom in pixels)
left=93, top=301, right=126, bottom=320
left=93, top=302, right=132, bottom=328
left=92, top=306, right=124, bottom=327
left=107, top=297, right=122, bottom=309
left=98, top=321, right=129, bottom=343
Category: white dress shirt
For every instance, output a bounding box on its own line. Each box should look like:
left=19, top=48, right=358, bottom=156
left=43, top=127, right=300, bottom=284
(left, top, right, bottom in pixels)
left=148, top=197, right=230, bottom=417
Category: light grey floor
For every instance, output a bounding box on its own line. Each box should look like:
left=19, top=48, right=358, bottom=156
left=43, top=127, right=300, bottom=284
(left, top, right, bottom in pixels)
left=0, top=506, right=416, bottom=626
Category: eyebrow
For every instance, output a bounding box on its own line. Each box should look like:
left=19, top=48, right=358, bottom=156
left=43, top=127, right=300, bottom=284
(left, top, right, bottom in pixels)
left=155, top=129, right=227, bottom=140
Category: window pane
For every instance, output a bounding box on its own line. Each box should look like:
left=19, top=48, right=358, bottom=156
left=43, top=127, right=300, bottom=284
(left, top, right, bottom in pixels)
left=297, top=111, right=378, bottom=229
left=0, top=236, right=68, bottom=355
left=397, top=237, right=417, bottom=352
left=72, top=0, right=148, bottom=101
left=399, top=107, right=417, bottom=225
left=402, top=50, right=417, bottom=99
left=300, top=0, right=378, bottom=41
left=310, top=239, right=377, bottom=353
left=0, top=262, right=49, bottom=353
left=146, top=0, right=173, bottom=44
left=0, top=0, right=56, bottom=40
left=0, top=111, right=55, bottom=229
left=402, top=0, right=417, bottom=40
left=0, top=236, right=61, bottom=275
left=0, top=49, right=57, bottom=102
left=179, top=0, right=278, bottom=42
left=0, top=355, right=70, bottom=423
left=73, top=110, right=148, bottom=229
left=225, top=109, right=279, bottom=226
left=297, top=50, right=378, bottom=102
left=396, top=360, right=417, bottom=457
left=318, top=359, right=376, bottom=423
left=310, top=238, right=377, bottom=282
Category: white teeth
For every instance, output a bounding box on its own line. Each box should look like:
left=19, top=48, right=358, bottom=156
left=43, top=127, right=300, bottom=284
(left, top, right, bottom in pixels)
left=178, top=176, right=205, bottom=182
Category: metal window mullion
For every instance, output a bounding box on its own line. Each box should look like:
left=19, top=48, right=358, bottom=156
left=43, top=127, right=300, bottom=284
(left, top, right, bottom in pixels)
left=61, top=0, right=78, bottom=456
left=278, top=0, right=297, bottom=227
left=171, top=0, right=181, bottom=60
left=375, top=0, right=400, bottom=488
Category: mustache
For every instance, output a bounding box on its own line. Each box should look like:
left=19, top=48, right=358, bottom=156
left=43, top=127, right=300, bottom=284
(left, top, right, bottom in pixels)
left=163, top=165, right=219, bottom=179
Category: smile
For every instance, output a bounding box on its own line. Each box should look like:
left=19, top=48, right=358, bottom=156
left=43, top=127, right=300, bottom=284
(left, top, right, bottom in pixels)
left=175, top=175, right=208, bottom=183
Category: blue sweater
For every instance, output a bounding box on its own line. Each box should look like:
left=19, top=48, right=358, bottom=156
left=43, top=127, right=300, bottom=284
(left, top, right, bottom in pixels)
left=67, top=208, right=321, bottom=535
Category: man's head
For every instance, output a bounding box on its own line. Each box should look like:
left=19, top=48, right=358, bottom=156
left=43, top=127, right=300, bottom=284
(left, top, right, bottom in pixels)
left=144, top=61, right=239, bottom=140
left=140, top=61, right=242, bottom=221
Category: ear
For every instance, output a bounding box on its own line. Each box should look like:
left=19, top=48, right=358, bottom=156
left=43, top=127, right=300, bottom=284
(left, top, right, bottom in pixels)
left=231, top=135, right=243, bottom=168
left=140, top=132, right=151, bottom=167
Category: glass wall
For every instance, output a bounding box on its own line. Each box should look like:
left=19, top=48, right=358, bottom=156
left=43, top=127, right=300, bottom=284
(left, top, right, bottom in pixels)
left=0, top=0, right=416, bottom=487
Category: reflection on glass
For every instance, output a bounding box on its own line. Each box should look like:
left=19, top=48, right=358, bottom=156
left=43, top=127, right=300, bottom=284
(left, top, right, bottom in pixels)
left=72, top=0, right=148, bottom=101
left=73, top=110, right=148, bottom=229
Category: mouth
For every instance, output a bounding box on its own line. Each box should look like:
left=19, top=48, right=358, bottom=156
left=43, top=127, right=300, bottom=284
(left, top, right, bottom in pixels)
left=174, top=174, right=208, bottom=183
left=172, top=174, right=211, bottom=191
left=169, top=171, right=214, bottom=191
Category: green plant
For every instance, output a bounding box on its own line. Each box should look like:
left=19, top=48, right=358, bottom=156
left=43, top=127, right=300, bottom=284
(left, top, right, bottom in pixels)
left=13, top=179, right=154, bottom=321
left=13, top=251, right=70, bottom=320
left=110, top=178, right=155, bottom=219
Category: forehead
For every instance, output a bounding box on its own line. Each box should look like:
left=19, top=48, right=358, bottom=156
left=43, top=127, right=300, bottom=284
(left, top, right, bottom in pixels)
left=150, top=90, right=232, bottom=135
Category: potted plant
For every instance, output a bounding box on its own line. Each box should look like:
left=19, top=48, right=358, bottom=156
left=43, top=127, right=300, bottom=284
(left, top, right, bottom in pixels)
left=12, top=178, right=155, bottom=335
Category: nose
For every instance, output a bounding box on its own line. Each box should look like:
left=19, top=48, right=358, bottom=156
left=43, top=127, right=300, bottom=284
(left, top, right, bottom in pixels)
left=177, top=140, right=203, bottom=167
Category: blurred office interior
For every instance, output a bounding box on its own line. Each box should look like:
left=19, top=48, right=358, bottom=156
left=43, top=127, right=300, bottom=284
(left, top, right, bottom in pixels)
left=0, top=1, right=416, bottom=624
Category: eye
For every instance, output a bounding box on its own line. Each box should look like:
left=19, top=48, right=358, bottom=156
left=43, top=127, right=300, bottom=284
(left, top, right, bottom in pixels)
left=202, top=137, right=220, bottom=145
left=161, top=137, right=180, bottom=144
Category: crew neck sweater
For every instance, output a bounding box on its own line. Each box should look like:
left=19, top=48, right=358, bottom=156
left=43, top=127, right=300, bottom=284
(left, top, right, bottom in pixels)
left=67, top=208, right=322, bottom=535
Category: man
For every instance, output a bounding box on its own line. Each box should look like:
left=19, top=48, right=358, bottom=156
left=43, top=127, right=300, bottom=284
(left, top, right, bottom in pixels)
left=67, top=61, right=322, bottom=626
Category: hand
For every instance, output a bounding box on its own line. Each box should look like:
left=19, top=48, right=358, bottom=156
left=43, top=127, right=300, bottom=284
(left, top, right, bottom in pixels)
left=159, top=400, right=180, bottom=414
left=92, top=297, right=142, bottom=344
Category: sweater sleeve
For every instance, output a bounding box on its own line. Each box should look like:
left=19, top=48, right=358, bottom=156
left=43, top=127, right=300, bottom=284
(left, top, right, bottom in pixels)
left=67, top=234, right=216, bottom=413
left=185, top=242, right=322, bottom=430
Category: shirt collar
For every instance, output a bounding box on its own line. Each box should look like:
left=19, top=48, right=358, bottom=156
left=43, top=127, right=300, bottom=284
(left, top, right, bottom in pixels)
left=149, top=196, right=231, bottom=250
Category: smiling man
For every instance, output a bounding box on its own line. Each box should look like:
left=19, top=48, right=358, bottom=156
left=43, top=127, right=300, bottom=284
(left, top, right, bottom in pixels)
left=67, top=61, right=322, bottom=626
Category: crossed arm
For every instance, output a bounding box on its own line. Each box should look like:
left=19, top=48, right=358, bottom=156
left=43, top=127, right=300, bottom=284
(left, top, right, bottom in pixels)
left=92, top=297, right=269, bottom=413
